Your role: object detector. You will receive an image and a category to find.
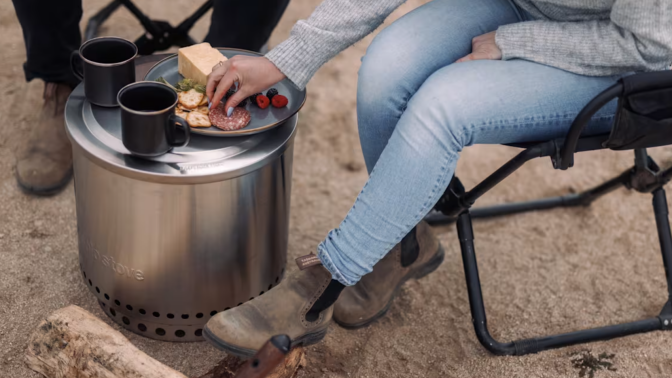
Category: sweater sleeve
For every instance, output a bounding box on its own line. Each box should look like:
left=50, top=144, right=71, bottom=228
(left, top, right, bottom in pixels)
left=495, top=0, right=672, bottom=76
left=265, top=0, right=407, bottom=89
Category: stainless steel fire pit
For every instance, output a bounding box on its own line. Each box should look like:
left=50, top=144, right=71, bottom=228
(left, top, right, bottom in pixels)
left=65, top=83, right=298, bottom=342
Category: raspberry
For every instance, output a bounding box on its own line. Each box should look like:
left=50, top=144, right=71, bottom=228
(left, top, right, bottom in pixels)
left=266, top=88, right=279, bottom=100
left=256, top=95, right=270, bottom=109
left=271, top=94, right=288, bottom=108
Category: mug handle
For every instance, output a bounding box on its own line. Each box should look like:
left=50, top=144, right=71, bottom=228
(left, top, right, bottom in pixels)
left=167, top=114, right=191, bottom=148
left=70, top=50, right=84, bottom=81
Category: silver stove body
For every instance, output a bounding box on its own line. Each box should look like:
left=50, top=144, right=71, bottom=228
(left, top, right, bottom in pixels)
left=67, top=84, right=297, bottom=341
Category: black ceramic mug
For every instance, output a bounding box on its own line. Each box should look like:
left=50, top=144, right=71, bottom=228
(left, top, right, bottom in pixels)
left=118, top=82, right=190, bottom=157
left=70, top=37, right=137, bottom=107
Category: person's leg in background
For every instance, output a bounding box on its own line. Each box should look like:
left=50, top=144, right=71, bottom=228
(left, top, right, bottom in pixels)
left=12, top=0, right=82, bottom=195
left=204, top=0, right=291, bottom=52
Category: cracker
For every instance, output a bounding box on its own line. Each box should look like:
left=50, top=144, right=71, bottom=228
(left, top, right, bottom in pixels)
left=178, top=88, right=203, bottom=109
left=198, top=95, right=209, bottom=106
left=194, top=106, right=209, bottom=115
left=175, top=108, right=188, bottom=119
left=186, top=111, right=212, bottom=128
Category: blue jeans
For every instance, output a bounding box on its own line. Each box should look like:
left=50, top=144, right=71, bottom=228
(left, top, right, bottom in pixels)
left=317, top=0, right=623, bottom=286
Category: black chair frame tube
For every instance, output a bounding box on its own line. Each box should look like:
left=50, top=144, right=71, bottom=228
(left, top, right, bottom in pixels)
left=85, top=0, right=210, bottom=54
left=434, top=141, right=672, bottom=355
left=428, top=71, right=672, bottom=356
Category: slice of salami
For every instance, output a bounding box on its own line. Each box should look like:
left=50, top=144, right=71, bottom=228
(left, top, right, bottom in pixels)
left=209, top=104, right=251, bottom=131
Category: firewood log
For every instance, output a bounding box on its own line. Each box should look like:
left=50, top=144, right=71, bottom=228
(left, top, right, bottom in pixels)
left=25, top=305, right=187, bottom=378
left=25, top=305, right=305, bottom=378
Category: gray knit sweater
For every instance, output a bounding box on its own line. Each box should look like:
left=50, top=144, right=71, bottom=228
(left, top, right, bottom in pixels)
left=266, top=0, right=672, bottom=89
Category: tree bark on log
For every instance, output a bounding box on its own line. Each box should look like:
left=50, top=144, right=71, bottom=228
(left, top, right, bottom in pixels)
left=25, top=305, right=189, bottom=378
left=25, top=305, right=305, bottom=378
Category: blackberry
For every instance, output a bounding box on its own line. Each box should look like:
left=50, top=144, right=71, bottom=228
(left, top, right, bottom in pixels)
left=249, top=93, right=262, bottom=103
left=266, top=88, right=279, bottom=100
left=225, top=87, right=236, bottom=99
left=237, top=97, right=248, bottom=107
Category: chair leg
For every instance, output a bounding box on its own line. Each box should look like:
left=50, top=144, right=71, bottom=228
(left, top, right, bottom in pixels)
left=653, top=188, right=672, bottom=325
left=458, top=210, right=668, bottom=356
left=427, top=170, right=630, bottom=226
left=84, top=1, right=122, bottom=41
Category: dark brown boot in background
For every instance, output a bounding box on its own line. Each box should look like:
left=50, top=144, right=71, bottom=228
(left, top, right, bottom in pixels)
left=16, top=82, right=73, bottom=195
left=333, top=221, right=444, bottom=329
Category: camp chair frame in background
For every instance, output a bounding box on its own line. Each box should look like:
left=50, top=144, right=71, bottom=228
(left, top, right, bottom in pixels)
left=426, top=70, right=672, bottom=355
left=85, top=0, right=213, bottom=55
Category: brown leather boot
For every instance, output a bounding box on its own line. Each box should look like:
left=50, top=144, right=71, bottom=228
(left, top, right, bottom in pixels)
left=333, top=221, right=444, bottom=329
left=204, top=261, right=335, bottom=358
left=16, top=82, right=73, bottom=195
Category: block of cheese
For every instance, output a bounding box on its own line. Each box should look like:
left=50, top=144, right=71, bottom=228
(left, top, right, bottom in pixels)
left=178, top=43, right=227, bottom=85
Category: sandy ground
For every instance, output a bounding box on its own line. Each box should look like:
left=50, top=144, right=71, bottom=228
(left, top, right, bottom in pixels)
left=2, top=1, right=672, bottom=377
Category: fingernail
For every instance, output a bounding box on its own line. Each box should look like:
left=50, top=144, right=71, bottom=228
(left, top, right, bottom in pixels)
left=207, top=98, right=211, bottom=110
left=227, top=107, right=233, bottom=117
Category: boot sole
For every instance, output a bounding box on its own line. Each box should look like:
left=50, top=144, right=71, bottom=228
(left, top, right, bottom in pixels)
left=334, top=244, right=445, bottom=330
left=16, top=167, right=73, bottom=197
left=203, top=324, right=329, bottom=359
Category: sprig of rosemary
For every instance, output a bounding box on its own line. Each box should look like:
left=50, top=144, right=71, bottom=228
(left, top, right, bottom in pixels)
left=155, top=77, right=177, bottom=92
left=155, top=77, right=206, bottom=94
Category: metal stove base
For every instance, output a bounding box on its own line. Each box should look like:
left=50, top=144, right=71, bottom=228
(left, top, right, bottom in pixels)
left=80, top=266, right=285, bottom=342
left=97, top=300, right=205, bottom=342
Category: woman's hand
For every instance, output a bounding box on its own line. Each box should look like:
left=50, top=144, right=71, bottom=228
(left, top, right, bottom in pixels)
left=207, top=55, right=286, bottom=114
left=456, top=31, right=502, bottom=63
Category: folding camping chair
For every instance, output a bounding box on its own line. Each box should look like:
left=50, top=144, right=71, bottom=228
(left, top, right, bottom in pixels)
left=426, top=70, right=672, bottom=356
left=85, top=0, right=213, bottom=55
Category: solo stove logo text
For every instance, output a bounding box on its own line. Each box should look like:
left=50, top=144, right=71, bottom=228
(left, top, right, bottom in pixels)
left=82, top=239, right=145, bottom=281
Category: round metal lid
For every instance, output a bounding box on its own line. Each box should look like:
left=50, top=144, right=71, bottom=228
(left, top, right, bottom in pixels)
left=65, top=84, right=298, bottom=184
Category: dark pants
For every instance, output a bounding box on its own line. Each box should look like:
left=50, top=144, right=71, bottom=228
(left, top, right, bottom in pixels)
left=12, top=0, right=290, bottom=88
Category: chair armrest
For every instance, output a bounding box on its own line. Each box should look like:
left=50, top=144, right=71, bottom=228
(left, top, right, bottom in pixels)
left=556, top=70, right=672, bottom=170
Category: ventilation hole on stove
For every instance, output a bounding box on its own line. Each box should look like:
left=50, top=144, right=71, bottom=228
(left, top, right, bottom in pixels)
left=153, top=312, right=160, bottom=317
left=99, top=301, right=106, bottom=307
left=88, top=279, right=92, bottom=286
left=224, top=307, right=231, bottom=311
left=155, top=328, right=166, bottom=336
left=96, top=287, right=100, bottom=293
left=83, top=271, right=87, bottom=278
left=275, top=276, right=279, bottom=283
left=167, top=313, right=174, bottom=319
left=138, top=323, right=147, bottom=332
left=252, top=359, right=260, bottom=368
left=175, top=330, right=185, bottom=338
left=126, top=305, right=133, bottom=311
left=238, top=303, right=243, bottom=307
left=139, top=309, right=146, bottom=315
left=110, top=308, right=116, bottom=316
left=195, top=329, right=203, bottom=337
left=196, top=313, right=203, bottom=318
left=249, top=297, right=254, bottom=301
left=268, top=284, right=272, bottom=290
left=181, top=314, right=189, bottom=319
left=114, top=300, right=121, bottom=306
left=104, top=294, right=110, bottom=300
left=210, top=310, right=217, bottom=316
left=122, top=316, right=130, bottom=325
left=259, top=291, right=264, bottom=296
